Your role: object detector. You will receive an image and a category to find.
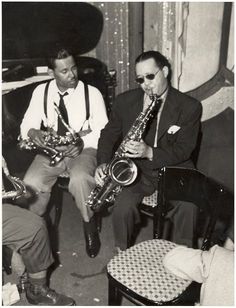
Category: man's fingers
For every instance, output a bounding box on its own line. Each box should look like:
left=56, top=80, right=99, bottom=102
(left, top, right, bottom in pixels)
left=62, top=145, right=81, bottom=157
left=34, top=138, right=45, bottom=147
left=95, top=164, right=108, bottom=186
left=66, top=149, right=80, bottom=158
left=95, top=171, right=104, bottom=186
left=125, top=152, right=139, bottom=158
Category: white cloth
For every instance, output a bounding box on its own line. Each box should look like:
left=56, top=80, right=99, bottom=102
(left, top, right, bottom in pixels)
left=20, top=80, right=108, bottom=149
left=2, top=283, right=20, bottom=306
left=163, top=245, right=234, bottom=306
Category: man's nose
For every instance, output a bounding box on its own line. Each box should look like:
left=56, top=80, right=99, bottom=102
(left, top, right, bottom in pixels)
left=144, top=77, right=151, bottom=86
left=69, top=70, right=75, bottom=78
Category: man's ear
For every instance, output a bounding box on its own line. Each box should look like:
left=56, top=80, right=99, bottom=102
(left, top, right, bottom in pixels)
left=162, top=66, right=169, bottom=78
left=48, top=68, right=54, bottom=78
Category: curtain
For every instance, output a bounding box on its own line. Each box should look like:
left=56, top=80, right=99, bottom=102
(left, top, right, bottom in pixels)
left=144, top=2, right=189, bottom=88
left=91, top=2, right=190, bottom=92
left=93, top=2, right=130, bottom=95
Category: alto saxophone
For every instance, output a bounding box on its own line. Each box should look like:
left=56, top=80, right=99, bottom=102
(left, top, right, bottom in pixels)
left=86, top=94, right=160, bottom=212
left=18, top=103, right=84, bottom=166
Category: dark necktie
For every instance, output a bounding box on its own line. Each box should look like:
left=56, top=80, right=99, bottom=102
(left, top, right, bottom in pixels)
left=57, top=92, right=68, bottom=136
left=154, top=99, right=164, bottom=146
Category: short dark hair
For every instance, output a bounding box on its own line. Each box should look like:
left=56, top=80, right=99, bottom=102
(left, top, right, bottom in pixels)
left=47, top=46, right=75, bottom=69
left=135, top=50, right=172, bottom=82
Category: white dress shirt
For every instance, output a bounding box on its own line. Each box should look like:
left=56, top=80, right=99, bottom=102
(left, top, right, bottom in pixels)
left=20, top=80, right=108, bottom=149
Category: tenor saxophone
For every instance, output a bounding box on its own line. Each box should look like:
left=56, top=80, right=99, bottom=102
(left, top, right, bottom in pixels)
left=18, top=103, right=84, bottom=166
left=86, top=94, right=160, bottom=212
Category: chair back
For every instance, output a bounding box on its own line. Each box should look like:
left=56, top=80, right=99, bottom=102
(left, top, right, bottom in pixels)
left=157, top=167, right=233, bottom=250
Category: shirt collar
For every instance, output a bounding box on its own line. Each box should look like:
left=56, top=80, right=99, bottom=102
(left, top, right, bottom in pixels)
left=159, top=86, right=169, bottom=103
left=51, top=79, right=78, bottom=96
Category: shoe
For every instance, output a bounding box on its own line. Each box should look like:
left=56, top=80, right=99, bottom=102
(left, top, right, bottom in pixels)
left=26, top=283, right=75, bottom=306
left=83, top=216, right=101, bottom=258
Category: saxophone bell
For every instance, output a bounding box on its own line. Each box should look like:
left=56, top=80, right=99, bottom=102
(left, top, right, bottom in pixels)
left=109, top=157, right=138, bottom=186
left=87, top=157, right=138, bottom=212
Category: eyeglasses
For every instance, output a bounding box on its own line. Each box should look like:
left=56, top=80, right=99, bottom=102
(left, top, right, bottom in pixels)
left=135, top=69, right=161, bottom=84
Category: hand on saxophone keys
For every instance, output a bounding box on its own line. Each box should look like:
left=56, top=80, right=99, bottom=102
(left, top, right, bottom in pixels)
left=28, top=128, right=46, bottom=147
left=95, top=163, right=108, bottom=186
left=123, top=139, right=153, bottom=160
left=60, top=143, right=83, bottom=158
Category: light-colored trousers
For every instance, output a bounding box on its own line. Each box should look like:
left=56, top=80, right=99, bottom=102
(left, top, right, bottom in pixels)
left=23, top=148, right=97, bottom=222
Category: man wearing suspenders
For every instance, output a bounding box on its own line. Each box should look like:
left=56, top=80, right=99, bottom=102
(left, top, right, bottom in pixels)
left=20, top=47, right=108, bottom=258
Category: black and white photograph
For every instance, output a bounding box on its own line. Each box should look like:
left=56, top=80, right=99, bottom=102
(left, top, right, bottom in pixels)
left=2, top=1, right=234, bottom=306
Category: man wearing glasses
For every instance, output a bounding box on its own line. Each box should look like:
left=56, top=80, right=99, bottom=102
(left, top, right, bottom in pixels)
left=95, top=50, right=202, bottom=251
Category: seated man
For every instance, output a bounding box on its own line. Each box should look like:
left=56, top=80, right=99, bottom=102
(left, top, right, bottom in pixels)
left=95, top=50, right=202, bottom=251
left=2, top=157, right=75, bottom=305
left=20, top=46, right=108, bottom=258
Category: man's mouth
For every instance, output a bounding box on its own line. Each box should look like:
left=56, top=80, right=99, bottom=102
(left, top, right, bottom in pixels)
left=144, top=88, right=154, bottom=95
left=69, top=79, right=78, bottom=85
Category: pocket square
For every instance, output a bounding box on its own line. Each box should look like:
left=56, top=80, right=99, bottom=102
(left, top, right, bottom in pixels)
left=167, top=125, right=181, bottom=134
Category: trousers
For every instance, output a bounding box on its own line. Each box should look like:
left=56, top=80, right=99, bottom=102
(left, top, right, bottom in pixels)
left=2, top=203, right=54, bottom=273
left=112, top=175, right=197, bottom=250
left=23, top=148, right=97, bottom=222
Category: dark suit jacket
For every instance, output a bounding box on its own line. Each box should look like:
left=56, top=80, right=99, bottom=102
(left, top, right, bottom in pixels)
left=97, top=86, right=202, bottom=183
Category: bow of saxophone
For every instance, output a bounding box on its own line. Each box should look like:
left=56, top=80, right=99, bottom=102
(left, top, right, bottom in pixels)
left=2, top=157, right=27, bottom=201
left=18, top=132, right=65, bottom=166
left=2, top=175, right=27, bottom=200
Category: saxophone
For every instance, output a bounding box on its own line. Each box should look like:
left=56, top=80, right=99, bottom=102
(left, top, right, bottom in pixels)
left=2, top=157, right=27, bottom=200
left=86, top=94, right=160, bottom=212
left=18, top=103, right=84, bottom=166
left=2, top=175, right=27, bottom=200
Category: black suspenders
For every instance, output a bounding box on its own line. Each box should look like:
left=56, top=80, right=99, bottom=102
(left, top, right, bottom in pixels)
left=43, top=81, right=50, bottom=118
left=43, top=81, right=90, bottom=124
left=84, top=82, right=90, bottom=121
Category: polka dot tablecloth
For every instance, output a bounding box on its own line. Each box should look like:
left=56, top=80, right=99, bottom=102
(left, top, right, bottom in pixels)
left=107, top=239, right=192, bottom=303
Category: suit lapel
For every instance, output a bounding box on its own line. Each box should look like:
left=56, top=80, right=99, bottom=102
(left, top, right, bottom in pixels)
left=157, top=87, right=181, bottom=141
left=123, top=89, right=144, bottom=134
left=135, top=89, right=144, bottom=115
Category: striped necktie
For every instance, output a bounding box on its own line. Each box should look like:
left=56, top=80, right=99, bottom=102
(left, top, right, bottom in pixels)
left=57, top=92, right=68, bottom=136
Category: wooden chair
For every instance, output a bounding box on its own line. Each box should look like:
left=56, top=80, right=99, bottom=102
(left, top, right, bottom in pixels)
left=49, top=172, right=69, bottom=229
left=139, top=190, right=159, bottom=239
left=107, top=166, right=233, bottom=305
